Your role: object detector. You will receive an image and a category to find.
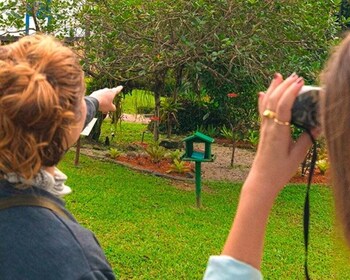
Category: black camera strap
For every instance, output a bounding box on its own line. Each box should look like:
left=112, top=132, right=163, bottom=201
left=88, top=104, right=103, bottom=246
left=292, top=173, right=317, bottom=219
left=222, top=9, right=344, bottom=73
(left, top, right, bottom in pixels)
left=303, top=132, right=317, bottom=280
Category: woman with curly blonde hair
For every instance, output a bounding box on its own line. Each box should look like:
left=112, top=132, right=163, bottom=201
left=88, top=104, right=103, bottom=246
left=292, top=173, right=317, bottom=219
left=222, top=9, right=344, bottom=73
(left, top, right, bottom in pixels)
left=0, top=35, right=121, bottom=279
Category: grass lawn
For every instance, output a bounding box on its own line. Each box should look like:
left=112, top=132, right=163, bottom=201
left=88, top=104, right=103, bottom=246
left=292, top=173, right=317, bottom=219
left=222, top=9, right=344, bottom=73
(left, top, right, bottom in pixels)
left=100, top=118, right=154, bottom=145
left=122, top=89, right=155, bottom=115
left=59, top=152, right=350, bottom=279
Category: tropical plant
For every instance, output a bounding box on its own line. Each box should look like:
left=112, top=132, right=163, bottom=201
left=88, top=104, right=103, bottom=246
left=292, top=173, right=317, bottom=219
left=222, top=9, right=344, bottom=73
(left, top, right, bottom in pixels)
left=145, top=141, right=167, bottom=163
left=316, top=159, right=329, bottom=175
left=167, top=159, right=191, bottom=174
left=108, top=148, right=122, bottom=159
left=247, top=129, right=259, bottom=148
left=220, top=125, right=233, bottom=140
left=168, top=149, right=183, bottom=162
left=196, top=124, right=219, bottom=138
left=160, top=98, right=182, bottom=138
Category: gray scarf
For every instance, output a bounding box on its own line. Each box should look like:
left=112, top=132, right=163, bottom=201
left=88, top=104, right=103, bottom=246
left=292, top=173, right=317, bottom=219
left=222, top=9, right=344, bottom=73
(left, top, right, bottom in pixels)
left=4, top=168, right=70, bottom=197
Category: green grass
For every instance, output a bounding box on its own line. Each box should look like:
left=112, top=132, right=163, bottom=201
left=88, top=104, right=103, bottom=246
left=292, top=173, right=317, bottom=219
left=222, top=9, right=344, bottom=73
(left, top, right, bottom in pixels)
left=100, top=118, right=154, bottom=145
left=122, top=89, right=155, bottom=114
left=59, top=152, right=350, bottom=279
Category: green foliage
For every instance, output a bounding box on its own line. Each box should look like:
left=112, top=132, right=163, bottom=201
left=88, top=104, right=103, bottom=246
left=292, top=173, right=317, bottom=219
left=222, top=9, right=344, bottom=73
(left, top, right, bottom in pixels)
left=108, top=148, right=122, bottom=159
left=100, top=120, right=154, bottom=145
left=0, top=0, right=82, bottom=36
left=74, top=0, right=341, bottom=134
left=160, top=98, right=183, bottom=137
left=220, top=125, right=233, bottom=141
left=196, top=124, right=219, bottom=138
left=167, top=159, right=191, bottom=174
left=246, top=129, right=259, bottom=147
left=168, top=149, right=183, bottom=162
left=123, top=90, right=155, bottom=115
left=176, top=99, right=208, bottom=134
left=145, top=141, right=167, bottom=163
left=316, top=159, right=329, bottom=175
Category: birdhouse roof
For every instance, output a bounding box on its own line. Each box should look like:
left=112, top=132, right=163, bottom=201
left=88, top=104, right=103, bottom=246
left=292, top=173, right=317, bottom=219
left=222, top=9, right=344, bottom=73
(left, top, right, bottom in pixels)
left=183, top=131, right=215, bottom=143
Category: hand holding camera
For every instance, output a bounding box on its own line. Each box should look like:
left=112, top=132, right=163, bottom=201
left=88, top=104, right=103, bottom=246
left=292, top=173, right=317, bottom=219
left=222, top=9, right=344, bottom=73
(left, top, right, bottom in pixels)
left=291, top=86, right=321, bottom=131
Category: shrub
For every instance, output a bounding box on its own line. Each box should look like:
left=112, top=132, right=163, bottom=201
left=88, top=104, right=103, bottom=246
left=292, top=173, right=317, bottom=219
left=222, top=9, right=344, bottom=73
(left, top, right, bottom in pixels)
left=246, top=129, right=259, bottom=147
left=109, top=148, right=122, bottom=159
left=316, top=159, right=329, bottom=175
left=196, top=124, right=219, bottom=138
left=168, top=149, right=183, bottom=162
left=145, top=141, right=167, bottom=163
left=220, top=125, right=233, bottom=141
left=167, top=159, right=191, bottom=174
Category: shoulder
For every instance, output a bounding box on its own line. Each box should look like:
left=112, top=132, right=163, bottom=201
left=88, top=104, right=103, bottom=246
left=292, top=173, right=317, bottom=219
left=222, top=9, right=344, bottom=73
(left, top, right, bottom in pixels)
left=0, top=186, right=115, bottom=279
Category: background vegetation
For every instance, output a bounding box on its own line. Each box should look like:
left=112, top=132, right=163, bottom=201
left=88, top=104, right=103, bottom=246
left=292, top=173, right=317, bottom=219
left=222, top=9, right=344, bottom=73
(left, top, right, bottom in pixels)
left=0, top=0, right=346, bottom=142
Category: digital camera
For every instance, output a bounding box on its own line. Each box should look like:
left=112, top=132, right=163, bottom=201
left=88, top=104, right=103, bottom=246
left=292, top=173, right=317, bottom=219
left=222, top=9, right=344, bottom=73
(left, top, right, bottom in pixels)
left=291, top=86, right=321, bottom=130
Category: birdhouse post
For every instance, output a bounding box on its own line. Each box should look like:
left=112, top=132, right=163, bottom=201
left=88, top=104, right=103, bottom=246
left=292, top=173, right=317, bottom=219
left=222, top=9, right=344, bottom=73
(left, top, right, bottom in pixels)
left=181, top=132, right=215, bottom=207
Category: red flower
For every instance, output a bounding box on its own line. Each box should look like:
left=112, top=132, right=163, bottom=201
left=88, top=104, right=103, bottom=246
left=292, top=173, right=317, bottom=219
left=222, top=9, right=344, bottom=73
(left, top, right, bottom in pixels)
left=227, top=92, right=238, bottom=98
left=150, top=116, right=160, bottom=121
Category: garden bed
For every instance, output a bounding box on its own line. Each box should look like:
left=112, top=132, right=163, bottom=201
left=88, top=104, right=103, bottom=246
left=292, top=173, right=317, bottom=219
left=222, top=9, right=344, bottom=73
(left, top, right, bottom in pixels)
left=77, top=142, right=328, bottom=185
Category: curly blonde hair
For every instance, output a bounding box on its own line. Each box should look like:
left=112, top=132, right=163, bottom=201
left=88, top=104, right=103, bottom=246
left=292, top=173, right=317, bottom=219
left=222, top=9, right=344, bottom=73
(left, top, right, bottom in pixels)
left=0, top=35, right=85, bottom=180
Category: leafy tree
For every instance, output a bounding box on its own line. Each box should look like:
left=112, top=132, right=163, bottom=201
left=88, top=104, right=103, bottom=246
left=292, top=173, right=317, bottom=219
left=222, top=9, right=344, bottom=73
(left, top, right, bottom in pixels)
left=74, top=0, right=341, bottom=139
left=0, top=0, right=82, bottom=36
left=0, top=1, right=342, bottom=143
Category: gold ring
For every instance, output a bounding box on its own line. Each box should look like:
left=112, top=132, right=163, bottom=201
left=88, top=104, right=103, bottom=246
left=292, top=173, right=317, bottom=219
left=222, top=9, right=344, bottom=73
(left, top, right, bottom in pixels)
left=274, top=118, right=290, bottom=126
left=262, top=109, right=277, bottom=119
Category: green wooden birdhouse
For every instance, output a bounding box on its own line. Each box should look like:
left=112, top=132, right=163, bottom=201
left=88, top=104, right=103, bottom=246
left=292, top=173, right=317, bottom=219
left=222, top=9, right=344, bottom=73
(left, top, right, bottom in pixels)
left=181, top=131, right=215, bottom=207
left=182, top=131, right=215, bottom=162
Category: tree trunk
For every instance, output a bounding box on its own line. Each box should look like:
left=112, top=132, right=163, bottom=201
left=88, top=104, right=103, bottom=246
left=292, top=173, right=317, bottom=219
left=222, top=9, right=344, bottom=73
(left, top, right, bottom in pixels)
left=230, top=140, right=236, bottom=167
left=167, top=114, right=172, bottom=138
left=153, top=70, right=167, bottom=141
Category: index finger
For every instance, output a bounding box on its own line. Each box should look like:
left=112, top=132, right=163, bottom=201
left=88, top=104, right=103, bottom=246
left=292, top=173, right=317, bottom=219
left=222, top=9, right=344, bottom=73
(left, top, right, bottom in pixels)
left=276, top=77, right=304, bottom=123
left=112, top=86, right=123, bottom=94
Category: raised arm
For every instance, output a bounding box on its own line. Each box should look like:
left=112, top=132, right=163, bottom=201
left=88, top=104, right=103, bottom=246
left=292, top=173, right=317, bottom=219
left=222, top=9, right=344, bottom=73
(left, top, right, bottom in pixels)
left=204, top=73, right=316, bottom=279
left=84, top=86, right=123, bottom=128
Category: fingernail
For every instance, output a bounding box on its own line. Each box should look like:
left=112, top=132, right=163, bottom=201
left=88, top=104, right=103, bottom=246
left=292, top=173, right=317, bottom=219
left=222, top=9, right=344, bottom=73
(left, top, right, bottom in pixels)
left=295, top=77, right=304, bottom=84
left=273, top=73, right=279, bottom=79
left=257, top=92, right=265, bottom=98
left=290, top=72, right=297, bottom=78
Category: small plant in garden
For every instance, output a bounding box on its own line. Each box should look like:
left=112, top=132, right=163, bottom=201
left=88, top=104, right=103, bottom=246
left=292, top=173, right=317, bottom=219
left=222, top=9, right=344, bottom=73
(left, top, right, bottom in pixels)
left=167, top=159, right=191, bottom=174
left=109, top=148, right=122, bottom=159
left=316, top=159, right=329, bottom=175
left=220, top=125, right=233, bottom=139
left=196, top=124, right=218, bottom=138
left=168, top=149, right=183, bottom=162
left=247, top=129, right=259, bottom=147
left=145, top=141, right=167, bottom=163
left=160, top=98, right=182, bottom=138
left=220, top=124, right=243, bottom=167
